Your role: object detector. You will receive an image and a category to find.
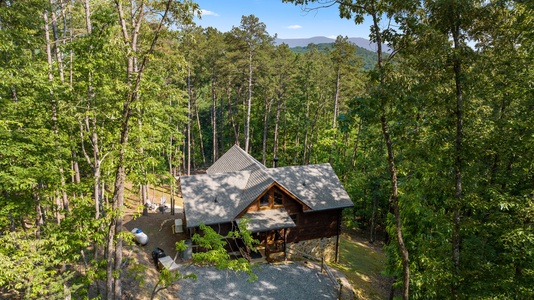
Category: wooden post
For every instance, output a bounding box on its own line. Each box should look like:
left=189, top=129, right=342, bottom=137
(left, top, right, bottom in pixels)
left=283, top=228, right=287, bottom=261
left=335, top=209, right=342, bottom=263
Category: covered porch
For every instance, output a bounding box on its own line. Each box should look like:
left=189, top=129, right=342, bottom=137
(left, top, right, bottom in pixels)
left=237, top=208, right=296, bottom=262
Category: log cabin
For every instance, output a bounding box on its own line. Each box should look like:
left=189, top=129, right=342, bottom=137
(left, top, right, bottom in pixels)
left=180, top=145, right=353, bottom=262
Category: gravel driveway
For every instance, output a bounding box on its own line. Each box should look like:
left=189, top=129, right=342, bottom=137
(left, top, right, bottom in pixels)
left=178, top=262, right=338, bottom=300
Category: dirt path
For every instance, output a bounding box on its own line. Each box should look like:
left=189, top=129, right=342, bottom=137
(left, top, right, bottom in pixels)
left=121, top=208, right=188, bottom=300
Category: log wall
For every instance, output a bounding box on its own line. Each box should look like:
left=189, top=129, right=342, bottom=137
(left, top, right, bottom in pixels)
left=286, top=209, right=341, bottom=242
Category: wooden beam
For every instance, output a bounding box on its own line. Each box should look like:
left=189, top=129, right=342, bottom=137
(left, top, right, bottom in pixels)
left=283, top=228, right=287, bottom=261
left=335, top=209, right=341, bottom=263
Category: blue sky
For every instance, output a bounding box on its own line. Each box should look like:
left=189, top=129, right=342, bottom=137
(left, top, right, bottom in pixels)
left=192, top=0, right=373, bottom=39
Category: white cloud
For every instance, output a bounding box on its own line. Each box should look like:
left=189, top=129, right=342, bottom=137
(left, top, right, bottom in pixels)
left=201, top=9, right=219, bottom=17
left=287, top=25, right=302, bottom=29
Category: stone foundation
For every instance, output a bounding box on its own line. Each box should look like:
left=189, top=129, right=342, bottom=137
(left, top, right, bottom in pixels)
left=286, top=236, right=337, bottom=262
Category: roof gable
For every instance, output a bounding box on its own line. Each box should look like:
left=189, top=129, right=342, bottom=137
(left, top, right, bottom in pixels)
left=236, top=181, right=312, bottom=218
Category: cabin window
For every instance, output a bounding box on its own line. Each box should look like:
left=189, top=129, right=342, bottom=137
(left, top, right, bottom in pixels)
left=274, top=191, right=283, bottom=206
left=260, top=194, right=269, bottom=207
left=258, top=186, right=286, bottom=209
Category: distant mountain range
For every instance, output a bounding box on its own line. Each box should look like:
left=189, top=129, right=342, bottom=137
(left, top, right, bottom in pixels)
left=274, top=36, right=390, bottom=52
left=286, top=42, right=379, bottom=71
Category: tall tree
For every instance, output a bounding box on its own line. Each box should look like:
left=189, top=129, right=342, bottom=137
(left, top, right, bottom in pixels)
left=329, top=35, right=358, bottom=129
left=227, top=15, right=274, bottom=153
left=423, top=2, right=477, bottom=294
left=282, top=1, right=411, bottom=297
left=270, top=44, right=296, bottom=165
left=108, top=1, right=197, bottom=298
left=202, top=27, right=226, bottom=163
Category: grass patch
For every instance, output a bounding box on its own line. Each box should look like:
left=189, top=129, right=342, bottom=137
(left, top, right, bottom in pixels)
left=331, top=236, right=389, bottom=299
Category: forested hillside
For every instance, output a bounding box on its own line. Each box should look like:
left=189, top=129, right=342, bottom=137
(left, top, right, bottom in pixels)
left=0, top=0, right=532, bottom=299
left=290, top=42, right=380, bottom=70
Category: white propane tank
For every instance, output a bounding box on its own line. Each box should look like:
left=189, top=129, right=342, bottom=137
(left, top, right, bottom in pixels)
left=131, top=228, right=148, bottom=245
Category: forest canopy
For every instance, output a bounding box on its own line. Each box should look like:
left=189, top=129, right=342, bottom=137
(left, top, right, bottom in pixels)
left=0, top=0, right=532, bottom=299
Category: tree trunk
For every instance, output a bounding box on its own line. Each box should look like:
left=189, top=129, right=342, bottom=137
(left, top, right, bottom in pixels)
left=105, top=213, right=116, bottom=299
left=72, top=150, right=81, bottom=184
left=244, top=51, right=253, bottom=153
left=49, top=0, right=64, bottom=82
left=35, top=198, right=44, bottom=239
left=112, top=163, right=125, bottom=300
left=191, top=126, right=196, bottom=170
left=9, top=210, right=16, bottom=232
left=302, top=92, right=310, bottom=165
left=110, top=1, right=173, bottom=296
left=212, top=76, right=218, bottom=162
left=55, top=193, right=61, bottom=224
left=261, top=98, right=272, bottom=165
left=349, top=122, right=363, bottom=171
left=82, top=0, right=102, bottom=219
left=35, top=183, right=45, bottom=238
left=226, top=85, right=240, bottom=146
left=370, top=186, right=377, bottom=243
left=187, top=66, right=191, bottom=175
left=219, top=97, right=226, bottom=154
left=451, top=27, right=464, bottom=298
left=370, top=10, right=409, bottom=299
left=273, top=92, right=282, bottom=167
left=80, top=116, right=102, bottom=220
left=333, top=68, right=340, bottom=128
left=141, top=184, right=148, bottom=204
left=44, top=7, right=69, bottom=215
left=194, top=96, right=207, bottom=166
left=308, top=96, right=323, bottom=165
left=381, top=115, right=410, bottom=300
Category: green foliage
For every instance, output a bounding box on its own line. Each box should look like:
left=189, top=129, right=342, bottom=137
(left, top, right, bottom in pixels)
left=192, top=221, right=259, bottom=282
left=0, top=230, right=85, bottom=299
left=1, top=0, right=192, bottom=297
left=291, top=42, right=382, bottom=70
left=283, top=1, right=533, bottom=299
left=0, top=0, right=532, bottom=298
left=175, top=240, right=187, bottom=252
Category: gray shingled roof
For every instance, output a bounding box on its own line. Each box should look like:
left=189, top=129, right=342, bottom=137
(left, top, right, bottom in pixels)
left=181, top=145, right=353, bottom=229
left=207, top=145, right=276, bottom=219
left=237, top=208, right=296, bottom=233
left=267, top=164, right=353, bottom=211
left=181, top=171, right=250, bottom=228
left=207, top=145, right=266, bottom=175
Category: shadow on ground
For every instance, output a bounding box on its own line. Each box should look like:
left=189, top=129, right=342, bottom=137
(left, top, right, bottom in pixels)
left=121, top=209, right=187, bottom=299
left=124, top=210, right=187, bottom=259
left=178, top=262, right=340, bottom=300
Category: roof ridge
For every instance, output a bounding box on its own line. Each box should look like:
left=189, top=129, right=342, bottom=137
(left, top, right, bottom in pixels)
left=232, top=144, right=267, bottom=170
